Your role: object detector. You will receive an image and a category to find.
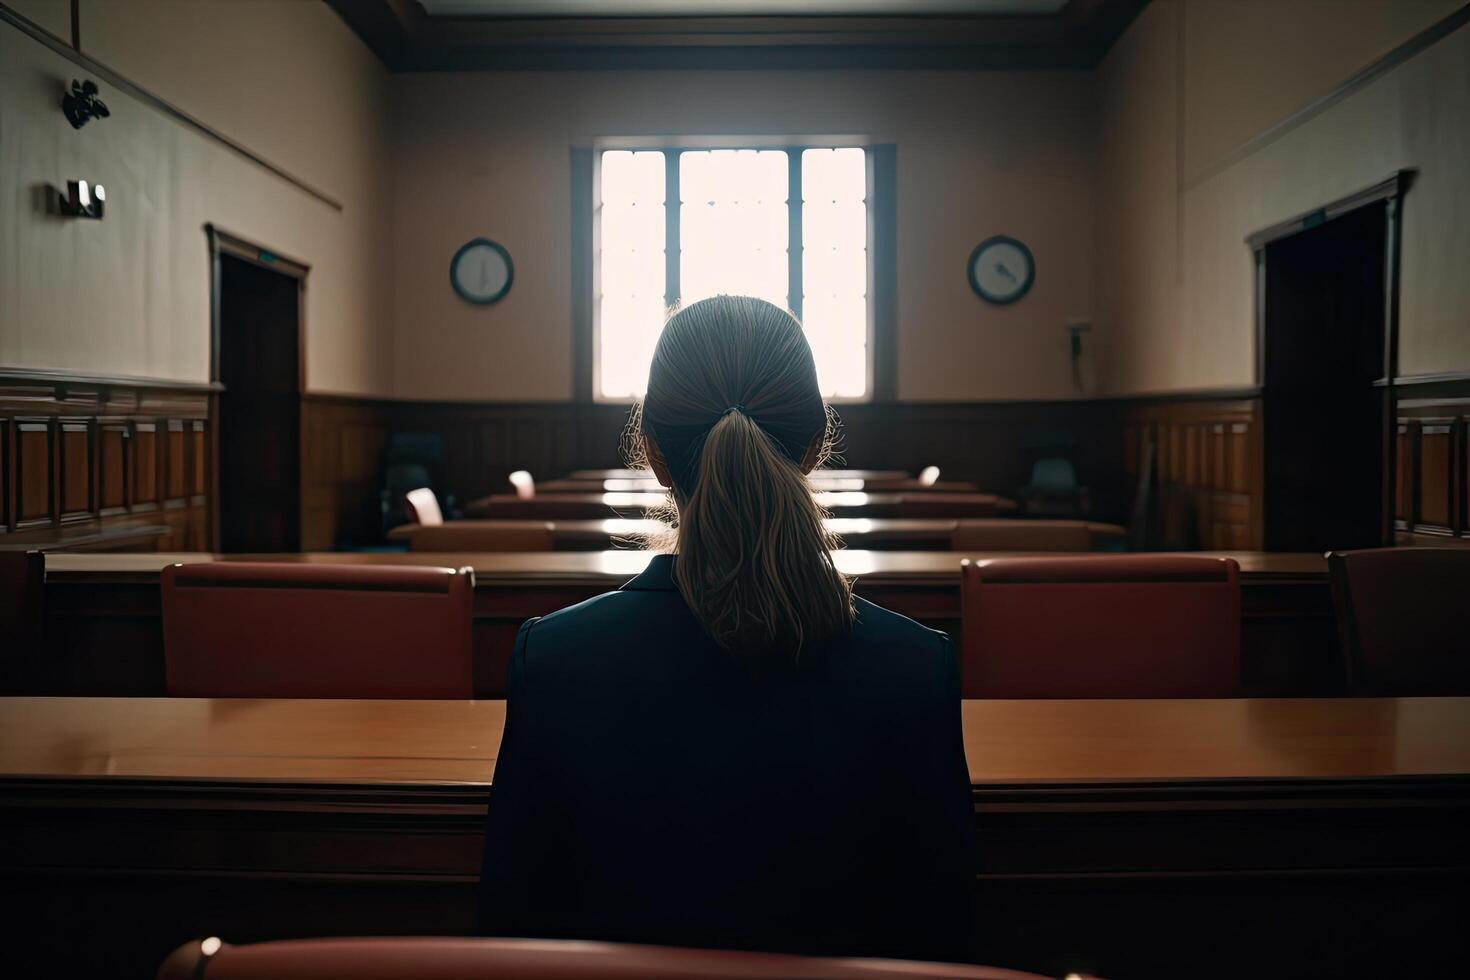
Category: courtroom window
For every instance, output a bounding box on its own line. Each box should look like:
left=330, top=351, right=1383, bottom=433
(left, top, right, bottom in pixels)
left=595, top=146, right=872, bottom=401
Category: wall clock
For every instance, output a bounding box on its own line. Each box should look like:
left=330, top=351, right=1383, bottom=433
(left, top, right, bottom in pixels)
left=968, top=235, right=1034, bottom=305
left=450, top=238, right=514, bottom=305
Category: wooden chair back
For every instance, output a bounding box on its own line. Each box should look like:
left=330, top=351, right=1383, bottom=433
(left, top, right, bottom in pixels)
left=1328, top=547, right=1470, bottom=695
left=162, top=562, right=474, bottom=698
left=158, top=936, right=1062, bottom=980
left=960, top=555, right=1241, bottom=698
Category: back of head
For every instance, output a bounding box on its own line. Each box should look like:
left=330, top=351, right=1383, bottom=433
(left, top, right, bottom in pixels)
left=632, top=296, right=854, bottom=659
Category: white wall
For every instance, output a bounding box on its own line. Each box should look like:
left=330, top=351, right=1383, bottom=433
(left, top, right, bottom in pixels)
left=391, top=70, right=1098, bottom=402
left=0, top=0, right=393, bottom=394
left=1097, top=0, right=1470, bottom=394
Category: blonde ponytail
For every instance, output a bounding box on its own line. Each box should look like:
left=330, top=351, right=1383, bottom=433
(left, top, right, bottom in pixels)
left=629, top=296, right=854, bottom=658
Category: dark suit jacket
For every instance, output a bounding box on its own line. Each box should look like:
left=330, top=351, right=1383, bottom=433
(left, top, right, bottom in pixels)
left=479, top=554, right=974, bottom=961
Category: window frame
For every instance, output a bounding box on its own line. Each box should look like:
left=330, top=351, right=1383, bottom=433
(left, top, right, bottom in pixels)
left=581, top=140, right=891, bottom=405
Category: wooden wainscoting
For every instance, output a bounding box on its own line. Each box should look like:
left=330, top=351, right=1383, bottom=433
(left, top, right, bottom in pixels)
left=1393, top=375, right=1470, bottom=546
left=300, top=395, right=392, bottom=550
left=0, top=371, right=214, bottom=552
left=1123, top=394, right=1263, bottom=550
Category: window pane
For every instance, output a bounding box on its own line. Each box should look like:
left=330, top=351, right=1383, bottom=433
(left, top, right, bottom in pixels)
left=598, top=151, right=666, bottom=400
left=802, top=147, right=866, bottom=204
left=599, top=294, right=666, bottom=399
left=803, top=292, right=868, bottom=399
left=595, top=146, right=871, bottom=401
left=680, top=149, right=788, bottom=308
left=601, top=150, right=664, bottom=205
left=802, top=148, right=868, bottom=398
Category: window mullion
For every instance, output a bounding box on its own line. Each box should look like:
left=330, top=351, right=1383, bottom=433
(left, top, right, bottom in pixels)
left=788, top=148, right=803, bottom=321
left=665, top=150, right=680, bottom=310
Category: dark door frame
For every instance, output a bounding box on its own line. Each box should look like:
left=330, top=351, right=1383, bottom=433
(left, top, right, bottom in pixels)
left=1246, top=169, right=1414, bottom=546
left=205, top=224, right=310, bottom=551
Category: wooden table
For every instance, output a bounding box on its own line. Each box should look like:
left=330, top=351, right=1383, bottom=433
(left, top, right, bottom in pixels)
left=2, top=695, right=1467, bottom=979
left=465, top=491, right=1017, bottom=520
left=565, top=468, right=911, bottom=482
left=538, top=478, right=977, bottom=493
left=28, top=550, right=1337, bottom=700
left=0, top=520, right=170, bottom=553
left=385, top=518, right=1128, bottom=552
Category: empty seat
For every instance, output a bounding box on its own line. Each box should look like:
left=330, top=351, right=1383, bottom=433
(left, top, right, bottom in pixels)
left=403, top=520, right=555, bottom=552
left=405, top=487, right=445, bottom=526
left=1328, top=547, right=1470, bottom=695
left=1017, top=456, right=1090, bottom=517
left=162, top=562, right=474, bottom=698
left=157, top=936, right=1059, bottom=980
left=951, top=519, right=1094, bottom=552
left=960, top=555, right=1241, bottom=698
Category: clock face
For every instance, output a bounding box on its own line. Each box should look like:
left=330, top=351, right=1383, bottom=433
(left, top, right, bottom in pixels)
left=968, top=236, right=1034, bottom=305
left=450, top=238, right=513, bottom=305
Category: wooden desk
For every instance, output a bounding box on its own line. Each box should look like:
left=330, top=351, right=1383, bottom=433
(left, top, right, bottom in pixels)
left=465, top=491, right=1017, bottom=520
left=2, top=696, right=1467, bottom=978
left=564, top=468, right=911, bottom=482
left=28, top=550, right=1337, bottom=700
left=385, top=518, right=1128, bottom=552
left=0, top=521, right=170, bottom=553
left=538, top=478, right=975, bottom=494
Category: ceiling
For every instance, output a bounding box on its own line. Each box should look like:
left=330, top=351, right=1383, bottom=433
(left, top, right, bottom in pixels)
left=415, top=1, right=1070, bottom=15
left=330, top=0, right=1146, bottom=71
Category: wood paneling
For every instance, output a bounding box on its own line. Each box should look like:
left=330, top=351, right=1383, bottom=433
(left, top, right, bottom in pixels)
left=1393, top=377, right=1470, bottom=544
left=166, top=420, right=187, bottom=502
left=191, top=421, right=207, bottom=498
left=1124, top=397, right=1262, bottom=550
left=1395, top=421, right=1413, bottom=527
left=99, top=423, right=129, bottom=513
left=1418, top=421, right=1454, bottom=531
left=0, top=375, right=211, bottom=552
left=15, top=421, right=52, bottom=526
left=59, top=421, right=91, bottom=519
left=300, top=396, right=391, bottom=550
left=133, top=423, right=158, bottom=508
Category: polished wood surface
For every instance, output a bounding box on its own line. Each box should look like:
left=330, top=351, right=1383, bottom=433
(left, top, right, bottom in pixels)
left=44, top=548, right=1325, bottom=584
left=465, top=490, right=1017, bottom=519
left=385, top=518, right=1128, bottom=552
left=539, top=477, right=980, bottom=493
left=3, top=695, right=1468, bottom=786
left=0, top=521, right=169, bottom=552
left=4, top=694, right=1466, bottom=980
left=31, top=550, right=1337, bottom=700
left=564, top=468, right=911, bottom=482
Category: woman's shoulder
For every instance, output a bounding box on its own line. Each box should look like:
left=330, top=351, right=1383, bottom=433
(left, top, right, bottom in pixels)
left=849, top=596, right=951, bottom=651
left=512, top=587, right=701, bottom=676
left=836, top=597, right=956, bottom=691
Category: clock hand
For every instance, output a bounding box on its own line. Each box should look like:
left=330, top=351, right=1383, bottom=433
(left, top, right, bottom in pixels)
left=994, top=262, right=1016, bottom=283
left=480, top=254, right=489, bottom=290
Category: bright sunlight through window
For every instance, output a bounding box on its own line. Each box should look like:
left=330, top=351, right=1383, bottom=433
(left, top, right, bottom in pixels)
left=596, top=146, right=869, bottom=400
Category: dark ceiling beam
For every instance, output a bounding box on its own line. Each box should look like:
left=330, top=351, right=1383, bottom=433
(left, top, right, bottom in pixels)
left=328, top=0, right=1151, bottom=71
left=324, top=0, right=425, bottom=70
left=1061, top=0, right=1150, bottom=63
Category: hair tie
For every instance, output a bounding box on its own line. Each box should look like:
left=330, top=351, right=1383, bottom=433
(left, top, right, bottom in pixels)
left=724, top=404, right=746, bottom=416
